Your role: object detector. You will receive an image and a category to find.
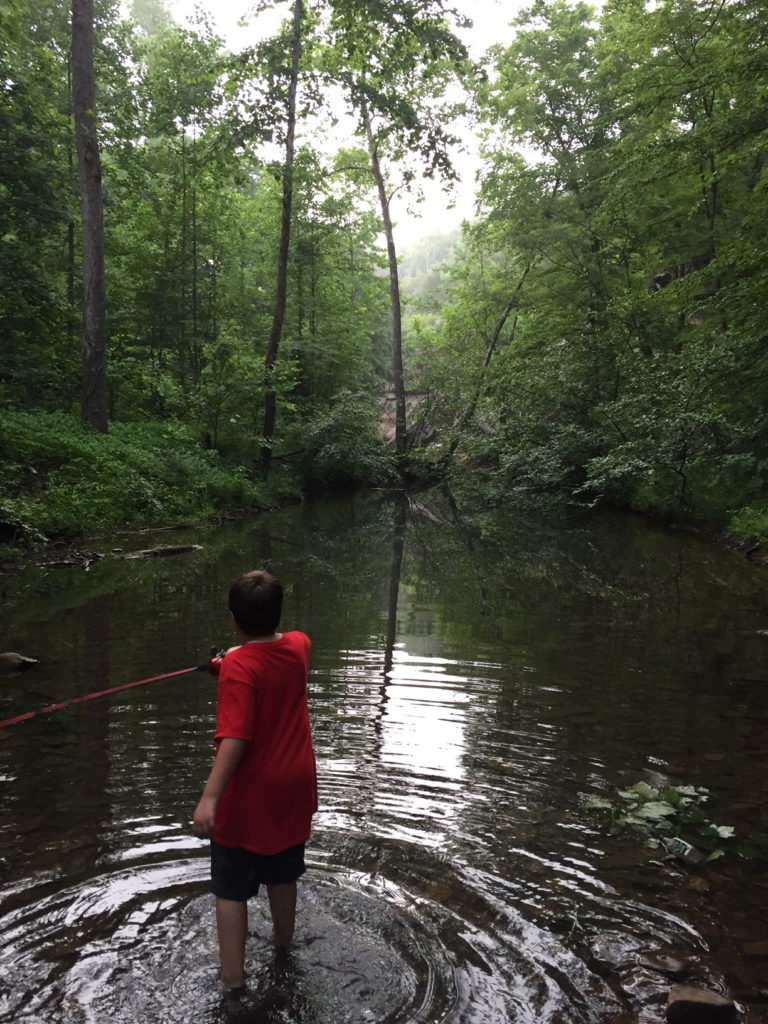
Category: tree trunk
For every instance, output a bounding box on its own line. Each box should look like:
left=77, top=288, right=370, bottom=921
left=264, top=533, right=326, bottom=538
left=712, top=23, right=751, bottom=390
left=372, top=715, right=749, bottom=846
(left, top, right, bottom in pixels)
left=447, top=266, right=530, bottom=458
left=361, top=96, right=407, bottom=465
left=66, top=57, right=78, bottom=344
left=261, top=0, right=303, bottom=472
left=191, top=120, right=200, bottom=383
left=179, top=131, right=188, bottom=383
left=71, top=0, right=108, bottom=433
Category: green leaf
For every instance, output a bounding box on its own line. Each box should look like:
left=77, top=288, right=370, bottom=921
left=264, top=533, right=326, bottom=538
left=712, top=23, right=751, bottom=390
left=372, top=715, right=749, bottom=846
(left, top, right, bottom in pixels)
left=708, top=825, right=736, bottom=839
left=623, top=782, right=658, bottom=801
left=634, top=801, right=676, bottom=820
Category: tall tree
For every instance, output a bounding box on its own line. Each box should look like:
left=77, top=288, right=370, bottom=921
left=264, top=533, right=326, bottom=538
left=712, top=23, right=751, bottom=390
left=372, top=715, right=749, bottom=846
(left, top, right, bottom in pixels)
left=261, top=0, right=303, bottom=472
left=359, top=91, right=408, bottom=464
left=72, top=0, right=108, bottom=432
left=322, top=0, right=470, bottom=466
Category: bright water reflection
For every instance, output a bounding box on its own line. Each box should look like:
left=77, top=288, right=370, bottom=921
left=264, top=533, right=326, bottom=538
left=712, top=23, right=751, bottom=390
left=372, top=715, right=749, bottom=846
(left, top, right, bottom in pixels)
left=0, top=491, right=767, bottom=1023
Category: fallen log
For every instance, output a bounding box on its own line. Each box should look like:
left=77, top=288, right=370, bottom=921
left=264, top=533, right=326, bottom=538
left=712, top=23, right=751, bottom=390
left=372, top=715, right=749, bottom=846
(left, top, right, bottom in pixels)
left=117, top=545, right=203, bottom=560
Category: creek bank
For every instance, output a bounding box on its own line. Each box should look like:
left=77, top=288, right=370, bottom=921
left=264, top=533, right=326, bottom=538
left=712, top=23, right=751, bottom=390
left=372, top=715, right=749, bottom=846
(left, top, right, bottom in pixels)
left=710, top=531, right=768, bottom=567
left=2, top=481, right=764, bottom=579
left=590, top=502, right=767, bottom=570
left=0, top=494, right=305, bottom=575
left=597, top=504, right=767, bottom=570
left=0, top=542, right=204, bottom=575
left=444, top=472, right=767, bottom=571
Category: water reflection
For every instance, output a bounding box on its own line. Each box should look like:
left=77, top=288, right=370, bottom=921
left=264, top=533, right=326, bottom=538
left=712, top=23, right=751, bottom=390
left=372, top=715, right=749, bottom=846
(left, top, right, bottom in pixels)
left=1, top=491, right=767, bottom=1022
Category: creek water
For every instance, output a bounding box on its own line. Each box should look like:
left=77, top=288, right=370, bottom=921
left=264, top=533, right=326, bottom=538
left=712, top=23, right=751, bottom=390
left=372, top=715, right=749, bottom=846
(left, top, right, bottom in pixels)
left=0, top=491, right=767, bottom=1024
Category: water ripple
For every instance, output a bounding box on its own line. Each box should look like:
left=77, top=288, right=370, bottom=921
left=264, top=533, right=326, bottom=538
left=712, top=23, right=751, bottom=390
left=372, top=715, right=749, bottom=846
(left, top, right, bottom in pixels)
left=3, top=498, right=764, bottom=1023
left=0, top=833, right=635, bottom=1024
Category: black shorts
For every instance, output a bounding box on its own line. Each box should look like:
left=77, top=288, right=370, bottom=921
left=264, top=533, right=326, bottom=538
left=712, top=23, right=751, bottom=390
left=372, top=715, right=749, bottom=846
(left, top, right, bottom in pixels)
left=210, top=840, right=306, bottom=902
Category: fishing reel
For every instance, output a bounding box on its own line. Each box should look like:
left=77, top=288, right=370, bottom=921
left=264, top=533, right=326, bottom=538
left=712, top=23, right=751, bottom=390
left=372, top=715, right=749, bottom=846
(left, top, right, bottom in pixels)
left=199, top=647, right=226, bottom=676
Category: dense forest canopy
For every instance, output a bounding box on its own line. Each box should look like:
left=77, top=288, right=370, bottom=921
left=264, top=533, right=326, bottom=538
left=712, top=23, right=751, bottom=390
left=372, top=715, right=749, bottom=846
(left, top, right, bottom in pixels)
left=0, top=0, right=766, bottom=552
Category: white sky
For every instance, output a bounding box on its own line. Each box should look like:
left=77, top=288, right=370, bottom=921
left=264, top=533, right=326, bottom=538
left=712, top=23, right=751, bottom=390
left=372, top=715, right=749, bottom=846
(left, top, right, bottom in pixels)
left=168, top=0, right=532, bottom=247
left=169, top=0, right=521, bottom=59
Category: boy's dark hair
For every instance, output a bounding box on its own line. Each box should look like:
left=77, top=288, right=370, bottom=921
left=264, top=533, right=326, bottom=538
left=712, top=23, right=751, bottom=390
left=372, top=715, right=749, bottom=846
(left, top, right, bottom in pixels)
left=228, top=570, right=283, bottom=637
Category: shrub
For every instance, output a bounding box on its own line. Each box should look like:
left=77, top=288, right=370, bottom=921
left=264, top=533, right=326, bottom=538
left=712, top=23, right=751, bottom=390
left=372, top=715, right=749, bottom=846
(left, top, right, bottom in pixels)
left=294, top=393, right=395, bottom=488
left=0, top=411, right=270, bottom=545
left=729, top=505, right=768, bottom=544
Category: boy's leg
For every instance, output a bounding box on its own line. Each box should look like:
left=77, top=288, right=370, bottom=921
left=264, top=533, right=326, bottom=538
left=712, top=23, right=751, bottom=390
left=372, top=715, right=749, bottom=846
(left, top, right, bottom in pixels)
left=216, top=897, right=247, bottom=988
left=266, top=882, right=297, bottom=947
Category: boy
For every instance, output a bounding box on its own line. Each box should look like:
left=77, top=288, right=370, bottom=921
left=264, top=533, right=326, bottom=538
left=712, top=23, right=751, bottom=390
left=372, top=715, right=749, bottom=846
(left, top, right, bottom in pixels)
left=192, top=570, right=317, bottom=991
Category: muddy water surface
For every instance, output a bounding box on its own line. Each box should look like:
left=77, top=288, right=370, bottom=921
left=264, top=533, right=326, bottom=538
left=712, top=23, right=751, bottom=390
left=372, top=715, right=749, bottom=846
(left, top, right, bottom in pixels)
left=1, top=492, right=767, bottom=1023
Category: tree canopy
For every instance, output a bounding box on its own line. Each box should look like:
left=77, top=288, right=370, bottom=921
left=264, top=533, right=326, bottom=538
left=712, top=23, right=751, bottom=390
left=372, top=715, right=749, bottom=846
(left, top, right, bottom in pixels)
left=1, top=0, right=767, bottom=548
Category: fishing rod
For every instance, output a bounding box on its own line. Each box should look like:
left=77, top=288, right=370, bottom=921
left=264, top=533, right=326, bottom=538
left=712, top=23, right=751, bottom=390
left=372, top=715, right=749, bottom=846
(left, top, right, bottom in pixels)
left=0, top=652, right=226, bottom=731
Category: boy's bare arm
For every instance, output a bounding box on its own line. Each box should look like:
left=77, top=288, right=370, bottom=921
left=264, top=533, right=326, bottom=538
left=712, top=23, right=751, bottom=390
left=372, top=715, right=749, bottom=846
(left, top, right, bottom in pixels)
left=192, top=737, right=248, bottom=838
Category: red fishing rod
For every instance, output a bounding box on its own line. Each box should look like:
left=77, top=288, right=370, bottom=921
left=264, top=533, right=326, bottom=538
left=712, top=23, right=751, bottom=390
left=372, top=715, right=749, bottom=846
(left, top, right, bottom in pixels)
left=0, top=652, right=226, bottom=730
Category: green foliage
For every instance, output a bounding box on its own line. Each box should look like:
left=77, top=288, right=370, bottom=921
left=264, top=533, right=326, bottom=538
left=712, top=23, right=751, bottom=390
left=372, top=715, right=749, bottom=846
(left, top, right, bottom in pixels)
left=320, top=0, right=472, bottom=185
left=580, top=780, right=768, bottom=862
left=400, top=230, right=460, bottom=308
left=728, top=505, right=768, bottom=544
left=413, top=0, right=768, bottom=536
left=0, top=411, right=283, bottom=545
left=293, top=393, right=395, bottom=487
left=3, top=0, right=766, bottom=542
left=0, top=0, right=73, bottom=406
left=0, top=2, right=393, bottom=539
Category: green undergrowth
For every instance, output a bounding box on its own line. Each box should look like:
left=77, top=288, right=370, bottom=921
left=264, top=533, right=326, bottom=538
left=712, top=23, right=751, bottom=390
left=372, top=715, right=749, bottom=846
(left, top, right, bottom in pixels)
left=728, top=504, right=768, bottom=545
left=0, top=411, right=301, bottom=553
left=580, top=781, right=768, bottom=862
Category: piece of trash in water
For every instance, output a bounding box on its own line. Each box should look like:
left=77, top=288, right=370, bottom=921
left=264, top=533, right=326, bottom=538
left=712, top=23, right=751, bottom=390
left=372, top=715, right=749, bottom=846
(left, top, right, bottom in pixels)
left=661, top=836, right=705, bottom=865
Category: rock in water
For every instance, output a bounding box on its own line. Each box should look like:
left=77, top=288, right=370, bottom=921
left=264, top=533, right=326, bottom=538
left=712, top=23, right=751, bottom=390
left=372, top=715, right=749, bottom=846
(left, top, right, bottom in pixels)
left=666, top=986, right=737, bottom=1024
left=0, top=652, right=39, bottom=676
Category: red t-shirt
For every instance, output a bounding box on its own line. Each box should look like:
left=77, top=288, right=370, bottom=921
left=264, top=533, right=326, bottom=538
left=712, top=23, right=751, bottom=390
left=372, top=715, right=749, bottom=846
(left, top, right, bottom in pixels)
left=212, top=631, right=317, bottom=855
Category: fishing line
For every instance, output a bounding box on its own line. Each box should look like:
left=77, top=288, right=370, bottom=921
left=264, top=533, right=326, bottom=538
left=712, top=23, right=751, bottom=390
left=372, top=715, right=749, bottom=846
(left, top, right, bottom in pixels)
left=0, top=665, right=207, bottom=730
